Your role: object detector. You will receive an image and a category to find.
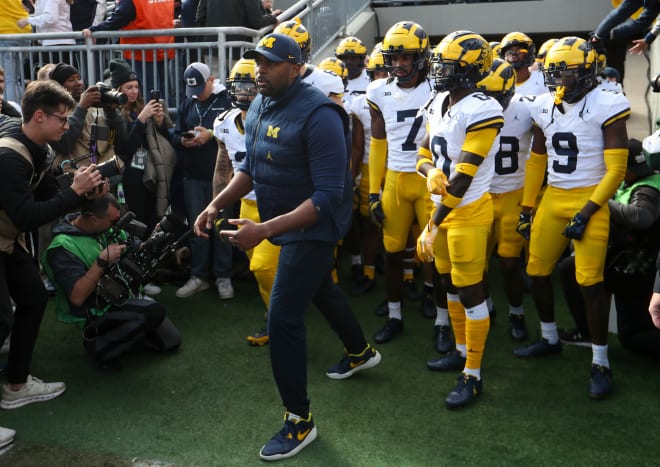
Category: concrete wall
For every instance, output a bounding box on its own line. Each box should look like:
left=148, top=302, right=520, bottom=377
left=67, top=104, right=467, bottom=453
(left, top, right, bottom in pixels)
left=372, top=0, right=614, bottom=37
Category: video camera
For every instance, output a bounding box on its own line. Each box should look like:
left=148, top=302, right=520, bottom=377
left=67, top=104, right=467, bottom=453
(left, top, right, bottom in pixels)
left=95, top=82, right=128, bottom=107
left=96, top=211, right=193, bottom=306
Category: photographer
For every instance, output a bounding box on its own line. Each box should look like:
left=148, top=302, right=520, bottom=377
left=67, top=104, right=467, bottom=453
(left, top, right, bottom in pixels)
left=112, top=59, right=176, bottom=231
left=42, top=194, right=181, bottom=371
left=48, top=62, right=127, bottom=171
left=559, top=140, right=660, bottom=359
left=0, top=80, right=105, bottom=409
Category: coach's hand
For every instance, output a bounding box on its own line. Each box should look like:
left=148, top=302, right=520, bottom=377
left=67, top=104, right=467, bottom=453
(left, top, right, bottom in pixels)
left=368, top=193, right=384, bottom=228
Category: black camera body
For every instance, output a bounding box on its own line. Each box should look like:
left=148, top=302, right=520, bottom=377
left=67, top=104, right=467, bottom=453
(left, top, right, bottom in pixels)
left=54, top=156, right=122, bottom=190
left=96, top=212, right=193, bottom=306
left=95, top=82, right=128, bottom=107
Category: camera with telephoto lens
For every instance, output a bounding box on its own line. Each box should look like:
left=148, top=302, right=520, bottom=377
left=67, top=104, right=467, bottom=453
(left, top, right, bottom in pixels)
left=96, top=211, right=193, bottom=306
left=95, top=82, right=128, bottom=107
left=54, top=156, right=122, bottom=191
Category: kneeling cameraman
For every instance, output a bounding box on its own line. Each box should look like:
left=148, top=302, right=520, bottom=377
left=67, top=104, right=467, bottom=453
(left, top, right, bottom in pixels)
left=42, top=194, right=181, bottom=370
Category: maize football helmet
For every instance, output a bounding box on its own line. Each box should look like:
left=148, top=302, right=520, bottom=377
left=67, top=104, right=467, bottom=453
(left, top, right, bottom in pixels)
left=274, top=19, right=311, bottom=63
left=536, top=38, right=558, bottom=64
left=542, top=36, right=597, bottom=103
left=476, top=58, right=516, bottom=110
left=500, top=32, right=536, bottom=69
left=335, top=36, right=368, bottom=78
left=227, top=58, right=257, bottom=110
left=489, top=41, right=501, bottom=61
left=381, top=21, right=430, bottom=83
left=319, top=57, right=349, bottom=87
left=366, top=46, right=387, bottom=80
left=430, top=30, right=492, bottom=92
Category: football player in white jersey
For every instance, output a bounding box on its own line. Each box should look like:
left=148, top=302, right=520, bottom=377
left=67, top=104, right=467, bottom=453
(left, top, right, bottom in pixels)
left=274, top=19, right=344, bottom=106
left=212, top=59, right=279, bottom=347
left=367, top=21, right=438, bottom=345
left=514, top=37, right=630, bottom=400
left=476, top=59, right=534, bottom=341
left=500, top=32, right=548, bottom=96
left=335, top=36, right=371, bottom=109
left=417, top=31, right=504, bottom=409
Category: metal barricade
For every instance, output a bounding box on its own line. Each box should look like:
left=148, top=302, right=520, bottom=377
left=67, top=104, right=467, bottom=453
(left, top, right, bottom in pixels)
left=0, top=0, right=371, bottom=114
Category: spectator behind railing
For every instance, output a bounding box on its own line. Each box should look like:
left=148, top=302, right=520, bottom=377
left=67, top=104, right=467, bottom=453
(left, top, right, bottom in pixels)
left=0, top=0, right=32, bottom=103
left=18, top=0, right=77, bottom=70
left=0, top=68, right=22, bottom=118
left=82, top=0, right=175, bottom=101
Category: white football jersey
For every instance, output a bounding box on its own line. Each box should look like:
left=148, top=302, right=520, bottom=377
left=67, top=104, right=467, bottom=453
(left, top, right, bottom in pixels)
left=213, top=107, right=257, bottom=201
left=366, top=78, right=433, bottom=172
left=530, top=88, right=631, bottom=189
left=427, top=92, right=503, bottom=207
left=351, top=93, right=372, bottom=165
left=302, top=65, right=345, bottom=97
left=489, top=95, right=534, bottom=194
left=516, top=69, right=548, bottom=96
left=344, top=69, right=370, bottom=109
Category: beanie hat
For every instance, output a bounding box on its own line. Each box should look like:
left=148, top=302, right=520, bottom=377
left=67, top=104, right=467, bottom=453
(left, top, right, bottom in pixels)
left=109, top=59, right=138, bottom=89
left=50, top=62, right=79, bottom=85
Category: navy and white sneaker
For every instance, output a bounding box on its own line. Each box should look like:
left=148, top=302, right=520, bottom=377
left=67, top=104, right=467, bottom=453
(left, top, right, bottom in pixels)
left=326, top=344, right=381, bottom=380
left=259, top=412, right=317, bottom=461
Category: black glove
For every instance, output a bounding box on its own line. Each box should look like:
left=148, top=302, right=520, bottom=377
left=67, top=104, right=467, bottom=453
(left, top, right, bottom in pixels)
left=368, top=194, right=384, bottom=228
left=516, top=212, right=532, bottom=240
left=563, top=213, right=588, bottom=240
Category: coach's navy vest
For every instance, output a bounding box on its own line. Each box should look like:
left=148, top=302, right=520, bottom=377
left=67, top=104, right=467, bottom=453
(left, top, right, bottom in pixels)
left=244, top=77, right=351, bottom=245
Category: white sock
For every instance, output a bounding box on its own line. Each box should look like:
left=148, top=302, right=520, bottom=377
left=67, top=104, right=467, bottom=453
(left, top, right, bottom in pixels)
left=388, top=301, right=402, bottom=321
left=509, top=305, right=524, bottom=316
left=591, top=344, right=610, bottom=368
left=463, top=367, right=481, bottom=380
left=447, top=293, right=460, bottom=303
left=465, top=301, right=489, bottom=320
left=435, top=307, right=449, bottom=326
left=540, top=321, right=559, bottom=344
left=486, top=296, right=494, bottom=312
left=456, top=343, right=467, bottom=358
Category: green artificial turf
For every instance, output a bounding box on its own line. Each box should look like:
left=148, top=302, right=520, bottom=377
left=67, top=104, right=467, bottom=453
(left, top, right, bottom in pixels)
left=2, top=259, right=659, bottom=466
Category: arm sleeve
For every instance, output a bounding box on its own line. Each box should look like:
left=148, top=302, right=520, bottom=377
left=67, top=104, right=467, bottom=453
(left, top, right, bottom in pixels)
left=368, top=136, right=387, bottom=194
left=28, top=0, right=56, bottom=28
left=462, top=127, right=501, bottom=158
left=522, top=150, right=548, bottom=207
left=589, top=148, right=628, bottom=206
left=305, top=106, right=348, bottom=221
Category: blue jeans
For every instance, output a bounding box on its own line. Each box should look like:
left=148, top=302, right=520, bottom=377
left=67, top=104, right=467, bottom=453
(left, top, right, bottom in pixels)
left=268, top=241, right=367, bottom=416
left=595, top=0, right=660, bottom=40
left=0, top=39, right=28, bottom=103
left=183, top=177, right=232, bottom=281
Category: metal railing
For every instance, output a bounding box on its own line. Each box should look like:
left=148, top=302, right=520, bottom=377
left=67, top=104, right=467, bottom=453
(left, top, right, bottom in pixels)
left=0, top=0, right=370, bottom=113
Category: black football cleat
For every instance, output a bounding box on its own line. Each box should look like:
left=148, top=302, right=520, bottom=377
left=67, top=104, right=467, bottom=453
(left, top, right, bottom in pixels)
left=434, top=325, right=453, bottom=354
left=427, top=349, right=465, bottom=371
left=351, top=277, right=376, bottom=296
left=420, top=293, right=436, bottom=319
left=509, top=314, right=528, bottom=341
left=588, top=364, right=614, bottom=400
left=374, top=299, right=388, bottom=317
left=403, top=280, right=420, bottom=302
left=374, top=318, right=403, bottom=344
left=445, top=373, right=482, bottom=409
left=513, top=338, right=562, bottom=358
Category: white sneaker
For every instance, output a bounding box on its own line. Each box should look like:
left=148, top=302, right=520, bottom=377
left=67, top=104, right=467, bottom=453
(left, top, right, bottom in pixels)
left=0, top=425, right=16, bottom=449
left=143, top=282, right=162, bottom=296
left=216, top=278, right=234, bottom=299
left=175, top=276, right=209, bottom=298
left=1, top=375, right=66, bottom=409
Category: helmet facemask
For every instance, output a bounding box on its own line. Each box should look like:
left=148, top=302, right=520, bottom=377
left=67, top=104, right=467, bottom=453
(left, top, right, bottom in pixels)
left=230, top=80, right=257, bottom=110
left=383, top=52, right=427, bottom=84
left=543, top=64, right=595, bottom=104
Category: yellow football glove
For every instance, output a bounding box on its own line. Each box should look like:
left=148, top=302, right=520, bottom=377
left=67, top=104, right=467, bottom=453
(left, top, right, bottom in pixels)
left=426, top=168, right=449, bottom=196
left=417, top=222, right=438, bottom=263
